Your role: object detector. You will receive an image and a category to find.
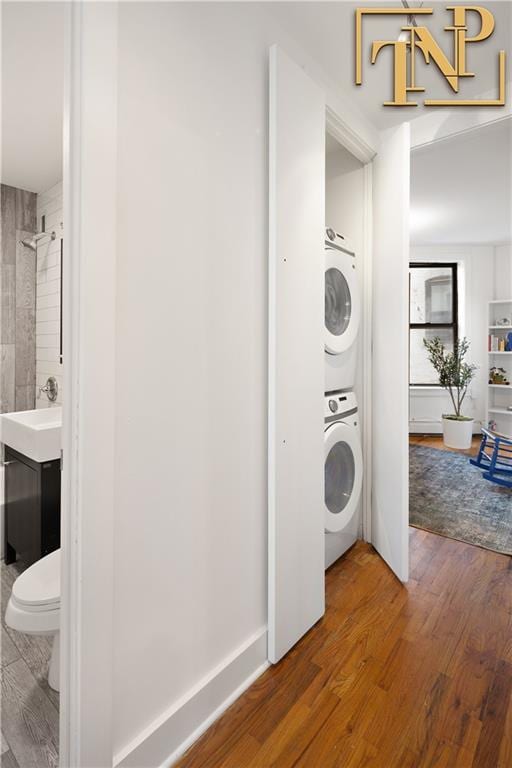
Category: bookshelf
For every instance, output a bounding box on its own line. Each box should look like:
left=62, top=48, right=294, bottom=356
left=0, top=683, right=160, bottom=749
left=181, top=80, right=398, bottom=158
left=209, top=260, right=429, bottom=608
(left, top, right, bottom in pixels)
left=487, top=299, right=512, bottom=436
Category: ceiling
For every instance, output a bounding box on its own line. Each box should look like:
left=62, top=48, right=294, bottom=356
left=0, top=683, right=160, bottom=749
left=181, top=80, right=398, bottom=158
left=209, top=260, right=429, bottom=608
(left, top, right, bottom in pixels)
left=269, top=1, right=511, bottom=130
left=1, top=2, right=65, bottom=193
left=1, top=1, right=510, bottom=196
left=410, top=118, right=512, bottom=245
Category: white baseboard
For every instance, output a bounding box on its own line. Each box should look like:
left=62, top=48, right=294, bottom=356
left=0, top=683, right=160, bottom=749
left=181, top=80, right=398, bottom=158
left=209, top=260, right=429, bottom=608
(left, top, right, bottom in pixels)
left=409, top=422, right=443, bottom=434
left=409, top=420, right=483, bottom=435
left=114, top=628, right=269, bottom=768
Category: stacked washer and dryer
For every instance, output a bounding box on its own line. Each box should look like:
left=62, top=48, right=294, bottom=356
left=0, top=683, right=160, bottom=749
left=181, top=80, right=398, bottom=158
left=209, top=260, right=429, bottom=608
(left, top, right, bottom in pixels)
left=324, top=228, right=363, bottom=568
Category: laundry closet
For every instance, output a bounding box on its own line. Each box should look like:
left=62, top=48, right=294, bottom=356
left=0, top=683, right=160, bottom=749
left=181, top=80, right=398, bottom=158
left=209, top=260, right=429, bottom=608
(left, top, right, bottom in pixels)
left=324, top=134, right=366, bottom=568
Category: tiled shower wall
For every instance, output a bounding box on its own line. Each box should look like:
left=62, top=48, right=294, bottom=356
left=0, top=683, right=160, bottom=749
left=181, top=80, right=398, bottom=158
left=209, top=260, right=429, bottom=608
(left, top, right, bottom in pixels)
left=36, top=181, right=63, bottom=409
left=0, top=184, right=37, bottom=413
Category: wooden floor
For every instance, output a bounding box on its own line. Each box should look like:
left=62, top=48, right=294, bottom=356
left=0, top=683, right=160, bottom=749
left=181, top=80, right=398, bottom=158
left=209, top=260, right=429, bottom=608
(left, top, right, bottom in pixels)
left=409, top=433, right=481, bottom=457
left=176, top=529, right=512, bottom=768
left=1, top=561, right=59, bottom=768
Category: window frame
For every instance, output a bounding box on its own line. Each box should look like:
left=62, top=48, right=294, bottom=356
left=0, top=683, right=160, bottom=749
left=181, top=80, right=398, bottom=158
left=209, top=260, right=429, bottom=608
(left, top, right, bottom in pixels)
left=409, top=262, right=459, bottom=387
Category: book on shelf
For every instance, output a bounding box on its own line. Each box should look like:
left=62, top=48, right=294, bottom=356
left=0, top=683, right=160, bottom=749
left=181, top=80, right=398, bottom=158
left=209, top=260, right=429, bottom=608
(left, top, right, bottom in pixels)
left=488, top=335, right=507, bottom=352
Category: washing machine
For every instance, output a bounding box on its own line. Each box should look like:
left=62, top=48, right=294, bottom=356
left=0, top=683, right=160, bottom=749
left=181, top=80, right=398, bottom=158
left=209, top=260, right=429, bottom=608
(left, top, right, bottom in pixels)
left=324, top=228, right=361, bottom=393
left=324, top=390, right=363, bottom=568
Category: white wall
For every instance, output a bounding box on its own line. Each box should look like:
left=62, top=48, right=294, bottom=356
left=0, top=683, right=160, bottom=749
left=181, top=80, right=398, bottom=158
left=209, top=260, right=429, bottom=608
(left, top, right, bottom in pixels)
left=326, top=143, right=364, bottom=253
left=110, top=4, right=378, bottom=765
left=494, top=244, right=512, bottom=300
left=36, top=181, right=63, bottom=408
left=409, top=246, right=495, bottom=433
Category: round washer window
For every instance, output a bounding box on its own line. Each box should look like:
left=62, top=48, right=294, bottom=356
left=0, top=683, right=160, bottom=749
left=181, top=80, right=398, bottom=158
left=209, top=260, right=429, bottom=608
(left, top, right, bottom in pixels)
left=325, top=440, right=355, bottom=514
left=325, top=267, right=352, bottom=337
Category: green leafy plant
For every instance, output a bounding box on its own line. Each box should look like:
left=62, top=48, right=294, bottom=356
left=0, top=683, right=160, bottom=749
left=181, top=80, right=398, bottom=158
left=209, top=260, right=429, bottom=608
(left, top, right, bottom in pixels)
left=423, top=336, right=477, bottom=421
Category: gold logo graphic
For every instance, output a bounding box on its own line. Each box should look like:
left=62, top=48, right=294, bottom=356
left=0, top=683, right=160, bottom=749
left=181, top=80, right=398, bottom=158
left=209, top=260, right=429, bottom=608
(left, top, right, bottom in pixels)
left=355, top=6, right=506, bottom=106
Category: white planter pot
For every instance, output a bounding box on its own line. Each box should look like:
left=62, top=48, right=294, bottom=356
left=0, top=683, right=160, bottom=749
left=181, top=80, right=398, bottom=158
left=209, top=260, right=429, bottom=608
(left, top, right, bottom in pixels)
left=442, top=417, right=474, bottom=450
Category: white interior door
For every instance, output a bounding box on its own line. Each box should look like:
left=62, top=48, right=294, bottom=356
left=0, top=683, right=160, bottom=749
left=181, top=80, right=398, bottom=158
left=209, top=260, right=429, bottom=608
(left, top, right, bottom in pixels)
left=268, top=45, right=325, bottom=663
left=371, top=124, right=410, bottom=582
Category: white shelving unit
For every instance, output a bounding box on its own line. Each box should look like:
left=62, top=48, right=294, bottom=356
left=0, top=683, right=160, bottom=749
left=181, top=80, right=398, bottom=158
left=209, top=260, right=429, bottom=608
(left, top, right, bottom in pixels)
left=487, top=299, right=512, bottom=436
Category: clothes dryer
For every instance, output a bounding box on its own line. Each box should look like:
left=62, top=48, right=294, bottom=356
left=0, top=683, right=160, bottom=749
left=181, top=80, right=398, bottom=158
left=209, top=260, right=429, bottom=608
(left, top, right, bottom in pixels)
left=324, top=228, right=361, bottom=392
left=324, top=390, right=363, bottom=568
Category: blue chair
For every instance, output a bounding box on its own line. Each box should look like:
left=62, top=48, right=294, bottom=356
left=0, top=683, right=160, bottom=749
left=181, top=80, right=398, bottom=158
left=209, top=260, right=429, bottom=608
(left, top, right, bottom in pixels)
left=470, top=428, right=512, bottom=489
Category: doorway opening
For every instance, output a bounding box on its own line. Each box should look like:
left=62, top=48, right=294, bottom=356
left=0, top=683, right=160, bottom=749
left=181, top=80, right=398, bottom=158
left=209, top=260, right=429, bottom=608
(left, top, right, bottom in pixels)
left=408, top=118, right=512, bottom=555
left=1, top=4, right=67, bottom=766
left=324, top=131, right=366, bottom=570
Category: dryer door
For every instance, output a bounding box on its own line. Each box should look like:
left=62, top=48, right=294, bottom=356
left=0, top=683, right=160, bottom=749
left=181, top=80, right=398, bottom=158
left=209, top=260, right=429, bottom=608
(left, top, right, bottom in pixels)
left=324, top=249, right=360, bottom=355
left=324, top=421, right=362, bottom=533
left=325, top=248, right=361, bottom=355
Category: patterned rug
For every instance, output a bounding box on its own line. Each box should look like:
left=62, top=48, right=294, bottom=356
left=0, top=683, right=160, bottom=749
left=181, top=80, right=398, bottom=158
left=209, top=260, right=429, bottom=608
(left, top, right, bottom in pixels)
left=409, top=444, right=512, bottom=556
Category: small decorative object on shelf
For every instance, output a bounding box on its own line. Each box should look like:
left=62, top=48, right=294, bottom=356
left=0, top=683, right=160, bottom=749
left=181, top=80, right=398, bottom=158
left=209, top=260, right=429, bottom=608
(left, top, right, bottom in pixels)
left=489, top=367, right=511, bottom=385
left=496, top=317, right=512, bottom=326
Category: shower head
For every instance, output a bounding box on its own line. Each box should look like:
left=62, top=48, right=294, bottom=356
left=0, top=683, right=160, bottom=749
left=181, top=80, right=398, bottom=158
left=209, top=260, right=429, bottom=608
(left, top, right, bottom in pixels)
left=20, top=231, right=56, bottom=252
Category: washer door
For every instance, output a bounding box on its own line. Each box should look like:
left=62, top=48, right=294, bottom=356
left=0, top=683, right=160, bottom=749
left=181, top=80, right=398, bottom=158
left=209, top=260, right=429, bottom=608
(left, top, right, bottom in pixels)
left=325, top=249, right=360, bottom=355
left=324, top=421, right=362, bottom=533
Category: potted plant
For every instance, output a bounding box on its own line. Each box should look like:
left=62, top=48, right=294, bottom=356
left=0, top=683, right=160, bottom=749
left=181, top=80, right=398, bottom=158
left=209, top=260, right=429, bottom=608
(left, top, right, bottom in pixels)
left=423, top=336, right=477, bottom=450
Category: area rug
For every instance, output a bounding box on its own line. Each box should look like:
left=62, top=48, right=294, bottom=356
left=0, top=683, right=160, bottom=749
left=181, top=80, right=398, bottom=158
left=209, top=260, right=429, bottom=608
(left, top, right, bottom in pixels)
left=409, top=444, right=512, bottom=556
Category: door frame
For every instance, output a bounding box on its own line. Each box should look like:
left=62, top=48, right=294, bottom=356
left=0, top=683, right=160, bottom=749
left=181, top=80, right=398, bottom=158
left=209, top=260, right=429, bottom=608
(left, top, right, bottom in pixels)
left=325, top=106, right=375, bottom=543
left=60, top=4, right=118, bottom=767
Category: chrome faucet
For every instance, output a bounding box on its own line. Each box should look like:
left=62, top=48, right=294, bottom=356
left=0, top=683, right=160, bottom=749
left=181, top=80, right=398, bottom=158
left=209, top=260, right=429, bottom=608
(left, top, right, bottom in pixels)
left=39, top=376, right=59, bottom=402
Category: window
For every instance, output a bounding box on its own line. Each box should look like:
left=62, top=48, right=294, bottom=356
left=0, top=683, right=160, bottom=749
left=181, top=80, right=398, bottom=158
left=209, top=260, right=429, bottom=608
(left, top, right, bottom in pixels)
left=409, top=263, right=458, bottom=386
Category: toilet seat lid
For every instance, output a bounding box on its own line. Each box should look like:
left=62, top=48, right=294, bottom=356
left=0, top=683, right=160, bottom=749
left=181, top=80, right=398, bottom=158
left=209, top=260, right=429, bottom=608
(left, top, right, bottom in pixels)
left=12, top=549, right=60, bottom=608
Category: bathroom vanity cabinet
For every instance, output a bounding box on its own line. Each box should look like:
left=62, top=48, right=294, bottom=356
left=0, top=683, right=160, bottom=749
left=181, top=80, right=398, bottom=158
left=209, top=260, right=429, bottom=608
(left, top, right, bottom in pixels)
left=4, top=446, right=61, bottom=567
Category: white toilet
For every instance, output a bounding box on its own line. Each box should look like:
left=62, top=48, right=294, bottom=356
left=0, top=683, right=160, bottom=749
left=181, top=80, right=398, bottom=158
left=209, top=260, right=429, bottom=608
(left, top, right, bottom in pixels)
left=5, top=549, right=61, bottom=692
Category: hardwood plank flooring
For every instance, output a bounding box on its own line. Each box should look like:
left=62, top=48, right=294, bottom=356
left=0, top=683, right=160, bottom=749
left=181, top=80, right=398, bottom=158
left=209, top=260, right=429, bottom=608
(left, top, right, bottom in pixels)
left=175, top=529, right=512, bottom=768
left=1, top=561, right=59, bottom=768
left=409, top=433, right=481, bottom=457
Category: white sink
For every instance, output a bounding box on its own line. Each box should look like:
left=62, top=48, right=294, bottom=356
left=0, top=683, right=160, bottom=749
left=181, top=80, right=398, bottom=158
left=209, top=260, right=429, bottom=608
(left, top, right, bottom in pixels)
left=0, top=408, right=62, bottom=463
